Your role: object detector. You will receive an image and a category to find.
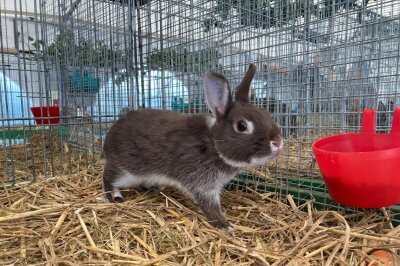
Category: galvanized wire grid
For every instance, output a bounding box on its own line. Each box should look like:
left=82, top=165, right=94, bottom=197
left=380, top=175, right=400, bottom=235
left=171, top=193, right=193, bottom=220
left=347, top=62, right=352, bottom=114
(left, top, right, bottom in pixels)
left=1, top=0, right=399, bottom=221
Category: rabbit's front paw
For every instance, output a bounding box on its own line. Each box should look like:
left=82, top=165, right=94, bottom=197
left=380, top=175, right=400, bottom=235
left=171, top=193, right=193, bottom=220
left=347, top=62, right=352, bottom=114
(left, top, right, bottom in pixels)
left=209, top=219, right=234, bottom=232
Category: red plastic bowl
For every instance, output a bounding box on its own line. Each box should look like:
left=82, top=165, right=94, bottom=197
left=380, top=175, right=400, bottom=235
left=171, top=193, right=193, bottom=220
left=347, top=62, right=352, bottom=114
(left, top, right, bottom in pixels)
left=30, top=106, right=60, bottom=125
left=312, top=107, right=400, bottom=208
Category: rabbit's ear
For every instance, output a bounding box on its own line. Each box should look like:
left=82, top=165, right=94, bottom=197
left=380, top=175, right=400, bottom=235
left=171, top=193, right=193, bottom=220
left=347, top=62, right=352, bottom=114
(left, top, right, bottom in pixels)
left=204, top=71, right=232, bottom=119
left=235, top=63, right=256, bottom=103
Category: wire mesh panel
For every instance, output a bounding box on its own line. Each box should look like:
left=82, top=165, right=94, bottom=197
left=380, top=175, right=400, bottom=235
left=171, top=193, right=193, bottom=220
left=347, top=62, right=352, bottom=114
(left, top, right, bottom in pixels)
left=1, top=0, right=399, bottom=221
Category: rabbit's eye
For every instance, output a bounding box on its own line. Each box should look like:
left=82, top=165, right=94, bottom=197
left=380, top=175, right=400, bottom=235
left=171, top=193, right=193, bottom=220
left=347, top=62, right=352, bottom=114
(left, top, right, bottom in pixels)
left=237, top=121, right=247, bottom=132
left=234, top=119, right=254, bottom=134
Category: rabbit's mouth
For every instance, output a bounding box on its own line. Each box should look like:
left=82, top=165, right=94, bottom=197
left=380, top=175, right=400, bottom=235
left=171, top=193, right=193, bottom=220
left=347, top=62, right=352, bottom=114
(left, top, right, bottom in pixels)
left=218, top=150, right=280, bottom=168
left=248, top=153, right=279, bottom=166
left=245, top=139, right=283, bottom=166
left=216, top=139, right=283, bottom=168
left=270, top=138, right=284, bottom=153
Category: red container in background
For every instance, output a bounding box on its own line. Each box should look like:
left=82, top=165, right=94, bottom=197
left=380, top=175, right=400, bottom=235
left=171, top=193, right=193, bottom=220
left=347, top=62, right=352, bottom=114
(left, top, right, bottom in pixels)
left=312, top=107, right=400, bottom=208
left=30, top=106, right=60, bottom=125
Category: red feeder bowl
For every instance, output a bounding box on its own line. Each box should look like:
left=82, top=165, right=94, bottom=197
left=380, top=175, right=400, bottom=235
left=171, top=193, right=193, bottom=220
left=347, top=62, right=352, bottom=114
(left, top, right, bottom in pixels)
left=312, top=107, right=400, bottom=208
left=30, top=106, right=60, bottom=125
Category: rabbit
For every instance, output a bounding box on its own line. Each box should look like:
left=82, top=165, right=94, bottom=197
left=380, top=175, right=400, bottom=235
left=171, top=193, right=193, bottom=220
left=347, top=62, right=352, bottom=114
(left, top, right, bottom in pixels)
left=101, top=64, right=284, bottom=231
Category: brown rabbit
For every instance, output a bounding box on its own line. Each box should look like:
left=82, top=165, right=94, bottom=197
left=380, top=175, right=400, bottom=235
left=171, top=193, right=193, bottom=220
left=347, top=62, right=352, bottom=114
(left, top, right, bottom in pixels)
left=101, top=64, right=283, bottom=230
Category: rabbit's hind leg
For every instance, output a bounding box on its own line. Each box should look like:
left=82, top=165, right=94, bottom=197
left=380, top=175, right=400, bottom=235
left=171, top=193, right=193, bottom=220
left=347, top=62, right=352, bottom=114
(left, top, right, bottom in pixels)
left=103, top=166, right=124, bottom=203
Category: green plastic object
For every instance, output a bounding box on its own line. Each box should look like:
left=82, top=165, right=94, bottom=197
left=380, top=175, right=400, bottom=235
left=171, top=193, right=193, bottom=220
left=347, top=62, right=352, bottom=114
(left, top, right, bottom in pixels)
left=172, top=97, right=205, bottom=112
left=67, top=69, right=100, bottom=93
left=172, top=96, right=188, bottom=112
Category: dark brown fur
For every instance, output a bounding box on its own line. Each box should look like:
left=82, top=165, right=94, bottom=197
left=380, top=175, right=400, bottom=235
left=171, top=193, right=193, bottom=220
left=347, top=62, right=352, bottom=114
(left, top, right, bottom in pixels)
left=102, top=64, right=283, bottom=230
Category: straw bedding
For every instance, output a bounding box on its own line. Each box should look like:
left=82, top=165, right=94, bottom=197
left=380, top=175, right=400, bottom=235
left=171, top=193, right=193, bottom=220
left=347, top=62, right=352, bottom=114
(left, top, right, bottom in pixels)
left=1, top=134, right=400, bottom=265
left=0, top=132, right=98, bottom=184
left=270, top=137, right=318, bottom=176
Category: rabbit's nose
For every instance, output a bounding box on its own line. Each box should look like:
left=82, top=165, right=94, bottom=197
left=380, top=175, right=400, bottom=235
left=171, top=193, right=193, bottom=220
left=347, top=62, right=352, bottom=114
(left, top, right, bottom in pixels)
left=270, top=139, right=283, bottom=152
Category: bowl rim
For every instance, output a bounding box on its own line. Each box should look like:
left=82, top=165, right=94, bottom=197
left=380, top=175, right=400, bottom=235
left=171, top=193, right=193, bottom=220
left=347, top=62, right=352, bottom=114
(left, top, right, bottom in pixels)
left=312, top=132, right=400, bottom=155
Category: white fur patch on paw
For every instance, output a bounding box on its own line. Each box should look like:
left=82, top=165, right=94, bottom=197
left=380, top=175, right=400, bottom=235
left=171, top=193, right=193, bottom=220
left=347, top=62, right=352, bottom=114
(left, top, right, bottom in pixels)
left=215, top=223, right=234, bottom=232
left=226, top=225, right=234, bottom=232
left=112, top=189, right=123, bottom=199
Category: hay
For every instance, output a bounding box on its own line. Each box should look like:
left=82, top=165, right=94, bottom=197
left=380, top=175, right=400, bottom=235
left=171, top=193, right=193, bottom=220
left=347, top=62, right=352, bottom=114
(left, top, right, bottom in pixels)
left=249, top=137, right=319, bottom=181
left=0, top=132, right=97, bottom=184
left=1, top=133, right=399, bottom=265
left=0, top=161, right=399, bottom=265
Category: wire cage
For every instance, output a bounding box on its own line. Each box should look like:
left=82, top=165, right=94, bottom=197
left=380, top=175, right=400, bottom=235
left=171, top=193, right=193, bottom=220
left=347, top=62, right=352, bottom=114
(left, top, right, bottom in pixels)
left=1, top=0, right=400, bottom=263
